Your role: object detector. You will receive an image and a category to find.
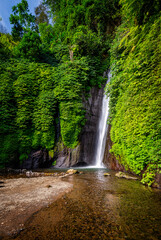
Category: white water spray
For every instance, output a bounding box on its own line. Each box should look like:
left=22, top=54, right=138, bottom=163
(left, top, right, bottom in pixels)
left=95, top=71, right=111, bottom=167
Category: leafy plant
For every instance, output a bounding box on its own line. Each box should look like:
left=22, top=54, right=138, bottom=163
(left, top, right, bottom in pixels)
left=9, top=0, right=36, bottom=40
left=108, top=2, right=161, bottom=184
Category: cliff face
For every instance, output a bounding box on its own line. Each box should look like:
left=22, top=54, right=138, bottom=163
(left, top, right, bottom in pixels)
left=55, top=84, right=105, bottom=167
left=78, top=85, right=105, bottom=165
left=21, top=84, right=105, bottom=169
left=54, top=144, right=80, bottom=168
left=22, top=84, right=126, bottom=170
left=35, top=84, right=125, bottom=169
left=103, top=125, right=125, bottom=171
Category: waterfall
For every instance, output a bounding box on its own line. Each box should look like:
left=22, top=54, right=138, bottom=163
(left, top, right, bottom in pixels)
left=95, top=71, right=111, bottom=167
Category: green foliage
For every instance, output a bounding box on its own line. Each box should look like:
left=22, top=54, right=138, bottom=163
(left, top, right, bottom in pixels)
left=141, top=165, right=157, bottom=187
left=53, top=56, right=107, bottom=148
left=0, top=60, right=18, bottom=167
left=35, top=3, right=49, bottom=25
left=39, top=23, right=54, bottom=46
left=60, top=101, right=85, bottom=148
left=54, top=59, right=88, bottom=147
left=0, top=58, right=57, bottom=166
left=38, top=23, right=58, bottom=65
left=0, top=133, right=19, bottom=168
left=1, top=0, right=119, bottom=168
left=108, top=4, right=161, bottom=181
left=70, top=25, right=111, bottom=59
left=13, top=63, right=39, bottom=157
left=46, top=0, right=120, bottom=37
left=45, top=0, right=120, bottom=62
left=32, top=66, right=56, bottom=150
left=120, top=0, right=161, bottom=25
left=52, top=160, right=56, bottom=166
left=14, top=30, right=41, bottom=61
left=9, top=0, right=36, bottom=40
left=0, top=33, right=17, bottom=59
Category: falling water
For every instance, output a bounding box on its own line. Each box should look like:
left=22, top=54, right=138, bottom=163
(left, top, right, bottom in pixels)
left=95, top=71, right=111, bottom=167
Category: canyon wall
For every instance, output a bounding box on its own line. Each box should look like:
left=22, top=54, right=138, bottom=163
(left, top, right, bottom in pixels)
left=55, top=84, right=105, bottom=167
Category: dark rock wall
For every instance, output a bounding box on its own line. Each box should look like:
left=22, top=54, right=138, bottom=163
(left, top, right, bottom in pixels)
left=153, top=173, right=161, bottom=189
left=54, top=144, right=80, bottom=168
left=21, top=149, right=51, bottom=170
left=21, top=84, right=126, bottom=170
left=54, top=81, right=125, bottom=169
left=78, top=85, right=105, bottom=165
left=54, top=84, right=105, bottom=167
left=21, top=84, right=104, bottom=169
left=103, top=125, right=125, bottom=171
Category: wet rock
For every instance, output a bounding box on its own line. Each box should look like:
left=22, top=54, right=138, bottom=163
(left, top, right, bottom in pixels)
left=104, top=173, right=111, bottom=176
left=152, top=173, right=161, bottom=189
left=78, top=85, right=105, bottom=165
left=103, top=125, right=125, bottom=171
left=5, top=168, right=23, bottom=174
left=54, top=143, right=80, bottom=168
left=72, top=161, right=89, bottom=167
left=55, top=84, right=105, bottom=167
left=115, top=172, right=138, bottom=180
left=66, top=169, right=79, bottom=175
left=22, top=149, right=51, bottom=170
left=26, top=171, right=33, bottom=177
left=26, top=171, right=45, bottom=177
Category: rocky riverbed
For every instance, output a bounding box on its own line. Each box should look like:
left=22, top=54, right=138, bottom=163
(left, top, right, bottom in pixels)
left=0, top=174, right=73, bottom=237
left=1, top=169, right=161, bottom=240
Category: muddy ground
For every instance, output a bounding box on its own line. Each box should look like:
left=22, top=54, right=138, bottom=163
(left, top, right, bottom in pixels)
left=0, top=176, right=73, bottom=237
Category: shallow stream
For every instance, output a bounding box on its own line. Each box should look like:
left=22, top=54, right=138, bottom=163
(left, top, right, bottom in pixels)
left=5, top=169, right=161, bottom=240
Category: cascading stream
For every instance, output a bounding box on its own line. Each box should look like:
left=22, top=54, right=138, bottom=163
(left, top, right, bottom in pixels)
left=95, top=71, right=111, bottom=167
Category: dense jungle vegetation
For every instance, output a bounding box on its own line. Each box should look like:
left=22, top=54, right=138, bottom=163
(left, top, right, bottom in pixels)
left=0, top=0, right=160, bottom=185
left=108, top=0, right=161, bottom=185
left=0, top=0, right=119, bottom=168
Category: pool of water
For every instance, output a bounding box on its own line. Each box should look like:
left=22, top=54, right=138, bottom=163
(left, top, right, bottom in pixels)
left=9, top=169, right=161, bottom=240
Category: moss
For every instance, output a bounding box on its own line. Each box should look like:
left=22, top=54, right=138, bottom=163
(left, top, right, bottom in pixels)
left=49, top=150, right=54, bottom=158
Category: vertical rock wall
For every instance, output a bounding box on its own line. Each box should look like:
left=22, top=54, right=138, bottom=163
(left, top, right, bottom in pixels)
left=21, top=149, right=51, bottom=170
left=55, top=84, right=105, bottom=167
left=103, top=125, right=125, bottom=171
left=78, top=85, right=105, bottom=165
left=22, top=82, right=125, bottom=170
left=55, top=80, right=125, bottom=169
left=54, top=144, right=80, bottom=168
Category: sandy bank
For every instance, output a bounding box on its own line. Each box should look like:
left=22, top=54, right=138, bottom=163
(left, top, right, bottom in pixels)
left=0, top=176, right=73, bottom=237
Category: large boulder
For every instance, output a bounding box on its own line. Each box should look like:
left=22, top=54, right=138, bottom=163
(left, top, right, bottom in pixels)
left=21, top=149, right=51, bottom=170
